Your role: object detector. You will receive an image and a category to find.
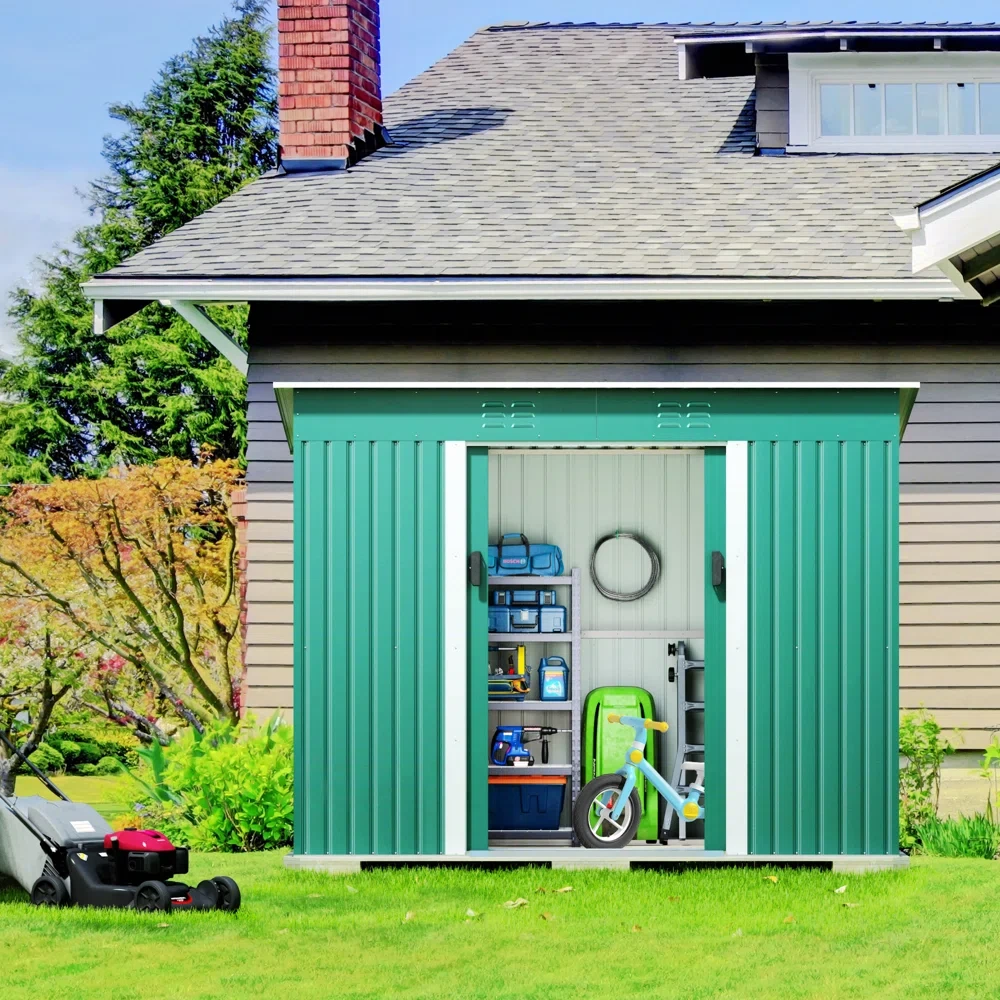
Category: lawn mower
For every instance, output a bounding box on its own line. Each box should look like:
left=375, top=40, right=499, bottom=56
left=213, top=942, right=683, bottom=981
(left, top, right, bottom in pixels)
left=0, top=733, right=240, bottom=912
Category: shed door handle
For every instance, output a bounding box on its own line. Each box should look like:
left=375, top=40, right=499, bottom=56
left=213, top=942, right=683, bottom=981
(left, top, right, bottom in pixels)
left=712, top=550, right=726, bottom=588
left=468, top=551, right=484, bottom=587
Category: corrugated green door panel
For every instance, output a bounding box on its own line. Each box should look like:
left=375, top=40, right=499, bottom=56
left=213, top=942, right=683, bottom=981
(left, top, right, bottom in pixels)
left=467, top=447, right=489, bottom=851
left=292, top=388, right=903, bottom=445
left=293, top=439, right=445, bottom=856
left=748, top=442, right=775, bottom=852
left=794, top=442, right=820, bottom=856
left=748, top=440, right=899, bottom=856
left=703, top=448, right=727, bottom=852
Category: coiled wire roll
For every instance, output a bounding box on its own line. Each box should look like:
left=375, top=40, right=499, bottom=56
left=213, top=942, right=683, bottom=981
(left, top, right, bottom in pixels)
left=590, top=531, right=661, bottom=602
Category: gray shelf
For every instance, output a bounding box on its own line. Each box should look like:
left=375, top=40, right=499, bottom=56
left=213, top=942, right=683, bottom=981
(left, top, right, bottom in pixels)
left=489, top=700, right=571, bottom=711
left=487, top=566, right=582, bottom=845
left=488, top=764, right=573, bottom=775
left=489, top=828, right=573, bottom=841
left=488, top=633, right=572, bottom=643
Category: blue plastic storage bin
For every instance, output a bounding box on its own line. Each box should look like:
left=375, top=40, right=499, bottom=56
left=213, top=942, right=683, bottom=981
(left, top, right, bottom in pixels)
left=488, top=776, right=566, bottom=831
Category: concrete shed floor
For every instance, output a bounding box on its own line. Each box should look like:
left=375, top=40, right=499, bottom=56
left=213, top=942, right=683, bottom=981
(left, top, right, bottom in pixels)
left=285, top=845, right=908, bottom=874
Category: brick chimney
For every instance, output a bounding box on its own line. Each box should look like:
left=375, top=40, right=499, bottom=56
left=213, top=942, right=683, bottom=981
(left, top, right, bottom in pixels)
left=277, top=1, right=387, bottom=171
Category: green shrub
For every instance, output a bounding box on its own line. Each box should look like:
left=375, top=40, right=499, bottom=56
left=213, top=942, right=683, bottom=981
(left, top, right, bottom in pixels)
left=917, top=811, right=1000, bottom=859
left=76, top=764, right=98, bottom=776
left=899, top=710, right=952, bottom=851
left=25, top=743, right=65, bottom=773
left=94, top=756, right=122, bottom=776
left=126, top=715, right=292, bottom=853
left=51, top=740, right=82, bottom=768
left=47, top=726, right=141, bottom=769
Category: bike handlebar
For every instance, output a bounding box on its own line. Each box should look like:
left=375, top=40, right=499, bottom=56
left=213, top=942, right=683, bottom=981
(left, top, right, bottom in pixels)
left=607, top=713, right=668, bottom=733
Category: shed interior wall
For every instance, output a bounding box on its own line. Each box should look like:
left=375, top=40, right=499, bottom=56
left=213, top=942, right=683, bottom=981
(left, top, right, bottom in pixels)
left=487, top=449, right=705, bottom=806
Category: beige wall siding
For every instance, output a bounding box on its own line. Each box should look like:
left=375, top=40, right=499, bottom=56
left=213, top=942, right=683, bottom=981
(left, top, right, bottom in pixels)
left=243, top=311, right=1000, bottom=743
left=244, top=373, right=293, bottom=715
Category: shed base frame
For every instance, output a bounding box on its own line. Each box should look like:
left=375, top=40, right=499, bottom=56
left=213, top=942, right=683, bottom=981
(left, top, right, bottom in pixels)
left=284, top=849, right=909, bottom=874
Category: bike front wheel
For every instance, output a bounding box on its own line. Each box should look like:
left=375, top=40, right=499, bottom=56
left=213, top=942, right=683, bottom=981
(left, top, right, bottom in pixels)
left=574, top=773, right=642, bottom=849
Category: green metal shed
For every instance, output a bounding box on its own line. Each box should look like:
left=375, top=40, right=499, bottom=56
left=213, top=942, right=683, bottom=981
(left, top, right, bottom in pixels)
left=276, top=382, right=916, bottom=872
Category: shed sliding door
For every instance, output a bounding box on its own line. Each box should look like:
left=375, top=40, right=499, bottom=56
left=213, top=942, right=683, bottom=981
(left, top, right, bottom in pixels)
left=294, top=439, right=444, bottom=856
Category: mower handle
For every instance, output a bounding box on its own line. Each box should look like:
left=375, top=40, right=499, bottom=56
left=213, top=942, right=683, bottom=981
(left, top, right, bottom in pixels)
left=0, top=731, right=69, bottom=801
left=607, top=713, right=668, bottom=733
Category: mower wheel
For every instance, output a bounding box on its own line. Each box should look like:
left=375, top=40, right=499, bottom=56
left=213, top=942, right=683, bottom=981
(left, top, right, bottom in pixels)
left=212, top=876, right=241, bottom=912
left=134, top=880, right=172, bottom=913
left=30, top=875, right=68, bottom=907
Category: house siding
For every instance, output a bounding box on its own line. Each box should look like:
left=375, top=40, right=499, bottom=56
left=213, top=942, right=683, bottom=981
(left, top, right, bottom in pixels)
left=244, top=302, right=1000, bottom=747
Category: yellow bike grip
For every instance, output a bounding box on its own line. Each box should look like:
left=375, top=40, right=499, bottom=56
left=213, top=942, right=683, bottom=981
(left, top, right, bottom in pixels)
left=644, top=719, right=669, bottom=732
left=607, top=713, right=621, bottom=724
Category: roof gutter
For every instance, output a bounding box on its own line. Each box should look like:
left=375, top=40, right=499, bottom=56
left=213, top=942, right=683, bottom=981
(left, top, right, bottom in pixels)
left=81, top=276, right=969, bottom=303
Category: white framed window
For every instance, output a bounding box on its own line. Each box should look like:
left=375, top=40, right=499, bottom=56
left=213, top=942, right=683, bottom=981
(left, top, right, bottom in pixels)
left=788, top=53, right=1000, bottom=152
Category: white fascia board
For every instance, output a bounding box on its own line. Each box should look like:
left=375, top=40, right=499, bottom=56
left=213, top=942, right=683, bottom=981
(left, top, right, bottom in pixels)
left=684, top=30, right=1000, bottom=46
left=905, top=171, right=1000, bottom=275
left=273, top=380, right=920, bottom=390
left=81, top=276, right=968, bottom=303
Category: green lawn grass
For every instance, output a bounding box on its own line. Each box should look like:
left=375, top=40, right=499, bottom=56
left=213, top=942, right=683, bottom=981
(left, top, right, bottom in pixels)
left=0, top=853, right=998, bottom=999
left=13, top=775, right=133, bottom=822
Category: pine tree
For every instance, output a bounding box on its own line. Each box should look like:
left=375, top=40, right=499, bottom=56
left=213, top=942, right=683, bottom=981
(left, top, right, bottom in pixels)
left=0, top=0, right=276, bottom=481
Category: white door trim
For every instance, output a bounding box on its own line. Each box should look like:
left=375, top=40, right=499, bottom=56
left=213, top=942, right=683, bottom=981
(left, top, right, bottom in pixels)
left=442, top=442, right=469, bottom=855
left=725, top=442, right=750, bottom=856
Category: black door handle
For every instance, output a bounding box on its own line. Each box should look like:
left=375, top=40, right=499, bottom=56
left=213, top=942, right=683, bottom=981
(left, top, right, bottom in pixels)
left=712, top=550, right=726, bottom=588
left=468, top=551, right=484, bottom=587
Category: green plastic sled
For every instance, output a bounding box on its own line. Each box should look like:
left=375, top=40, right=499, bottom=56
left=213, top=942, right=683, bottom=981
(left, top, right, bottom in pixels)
left=582, top=686, right=659, bottom=842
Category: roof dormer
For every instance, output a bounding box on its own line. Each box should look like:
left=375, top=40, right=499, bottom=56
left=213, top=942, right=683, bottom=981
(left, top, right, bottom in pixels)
left=677, top=22, right=1000, bottom=154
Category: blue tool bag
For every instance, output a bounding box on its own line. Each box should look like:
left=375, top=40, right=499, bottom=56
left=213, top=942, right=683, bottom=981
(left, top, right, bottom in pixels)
left=487, top=534, right=564, bottom=577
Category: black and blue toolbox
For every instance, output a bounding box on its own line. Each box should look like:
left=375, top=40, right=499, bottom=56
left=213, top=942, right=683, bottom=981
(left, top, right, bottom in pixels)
left=487, top=534, right=564, bottom=577
left=488, top=605, right=567, bottom=633
left=491, top=589, right=558, bottom=607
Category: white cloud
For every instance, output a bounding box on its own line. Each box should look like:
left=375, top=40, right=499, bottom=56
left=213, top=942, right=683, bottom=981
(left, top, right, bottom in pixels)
left=0, top=164, right=94, bottom=353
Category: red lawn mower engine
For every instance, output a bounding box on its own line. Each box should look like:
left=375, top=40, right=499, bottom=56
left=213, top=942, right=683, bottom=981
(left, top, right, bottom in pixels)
left=91, top=828, right=240, bottom=913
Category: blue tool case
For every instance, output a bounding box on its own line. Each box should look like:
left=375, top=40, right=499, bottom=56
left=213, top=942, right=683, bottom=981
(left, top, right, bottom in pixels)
left=488, top=607, right=512, bottom=632
left=539, top=606, right=567, bottom=633
left=491, top=589, right=557, bottom=606
left=488, top=534, right=564, bottom=577
left=510, top=607, right=541, bottom=632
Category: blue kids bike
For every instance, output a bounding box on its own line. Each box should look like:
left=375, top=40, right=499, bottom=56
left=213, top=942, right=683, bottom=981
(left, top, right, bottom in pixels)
left=573, top=714, right=704, bottom=848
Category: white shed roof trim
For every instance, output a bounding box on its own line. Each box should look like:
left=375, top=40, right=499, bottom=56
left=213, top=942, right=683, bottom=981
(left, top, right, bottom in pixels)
left=82, top=276, right=968, bottom=304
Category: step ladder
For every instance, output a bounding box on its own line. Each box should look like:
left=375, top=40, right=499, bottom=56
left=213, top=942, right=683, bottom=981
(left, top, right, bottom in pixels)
left=662, top=641, right=704, bottom=841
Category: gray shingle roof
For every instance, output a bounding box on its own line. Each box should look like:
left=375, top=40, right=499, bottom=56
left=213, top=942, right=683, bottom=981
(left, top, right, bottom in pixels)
left=101, top=23, right=1000, bottom=281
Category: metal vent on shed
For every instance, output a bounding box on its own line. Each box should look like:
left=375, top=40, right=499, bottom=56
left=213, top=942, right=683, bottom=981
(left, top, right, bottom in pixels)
left=481, top=400, right=537, bottom=433
left=656, top=400, right=712, bottom=432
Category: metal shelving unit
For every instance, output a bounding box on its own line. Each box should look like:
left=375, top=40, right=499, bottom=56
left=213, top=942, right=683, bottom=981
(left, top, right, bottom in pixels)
left=662, top=641, right=705, bottom=841
left=487, top=568, right=581, bottom=843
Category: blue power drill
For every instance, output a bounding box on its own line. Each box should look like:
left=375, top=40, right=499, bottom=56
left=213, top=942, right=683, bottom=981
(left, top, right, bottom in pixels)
left=490, top=726, right=572, bottom=766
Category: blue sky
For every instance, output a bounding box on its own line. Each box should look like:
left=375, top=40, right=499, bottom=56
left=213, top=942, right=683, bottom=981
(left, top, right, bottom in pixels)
left=2, top=1, right=998, bottom=349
